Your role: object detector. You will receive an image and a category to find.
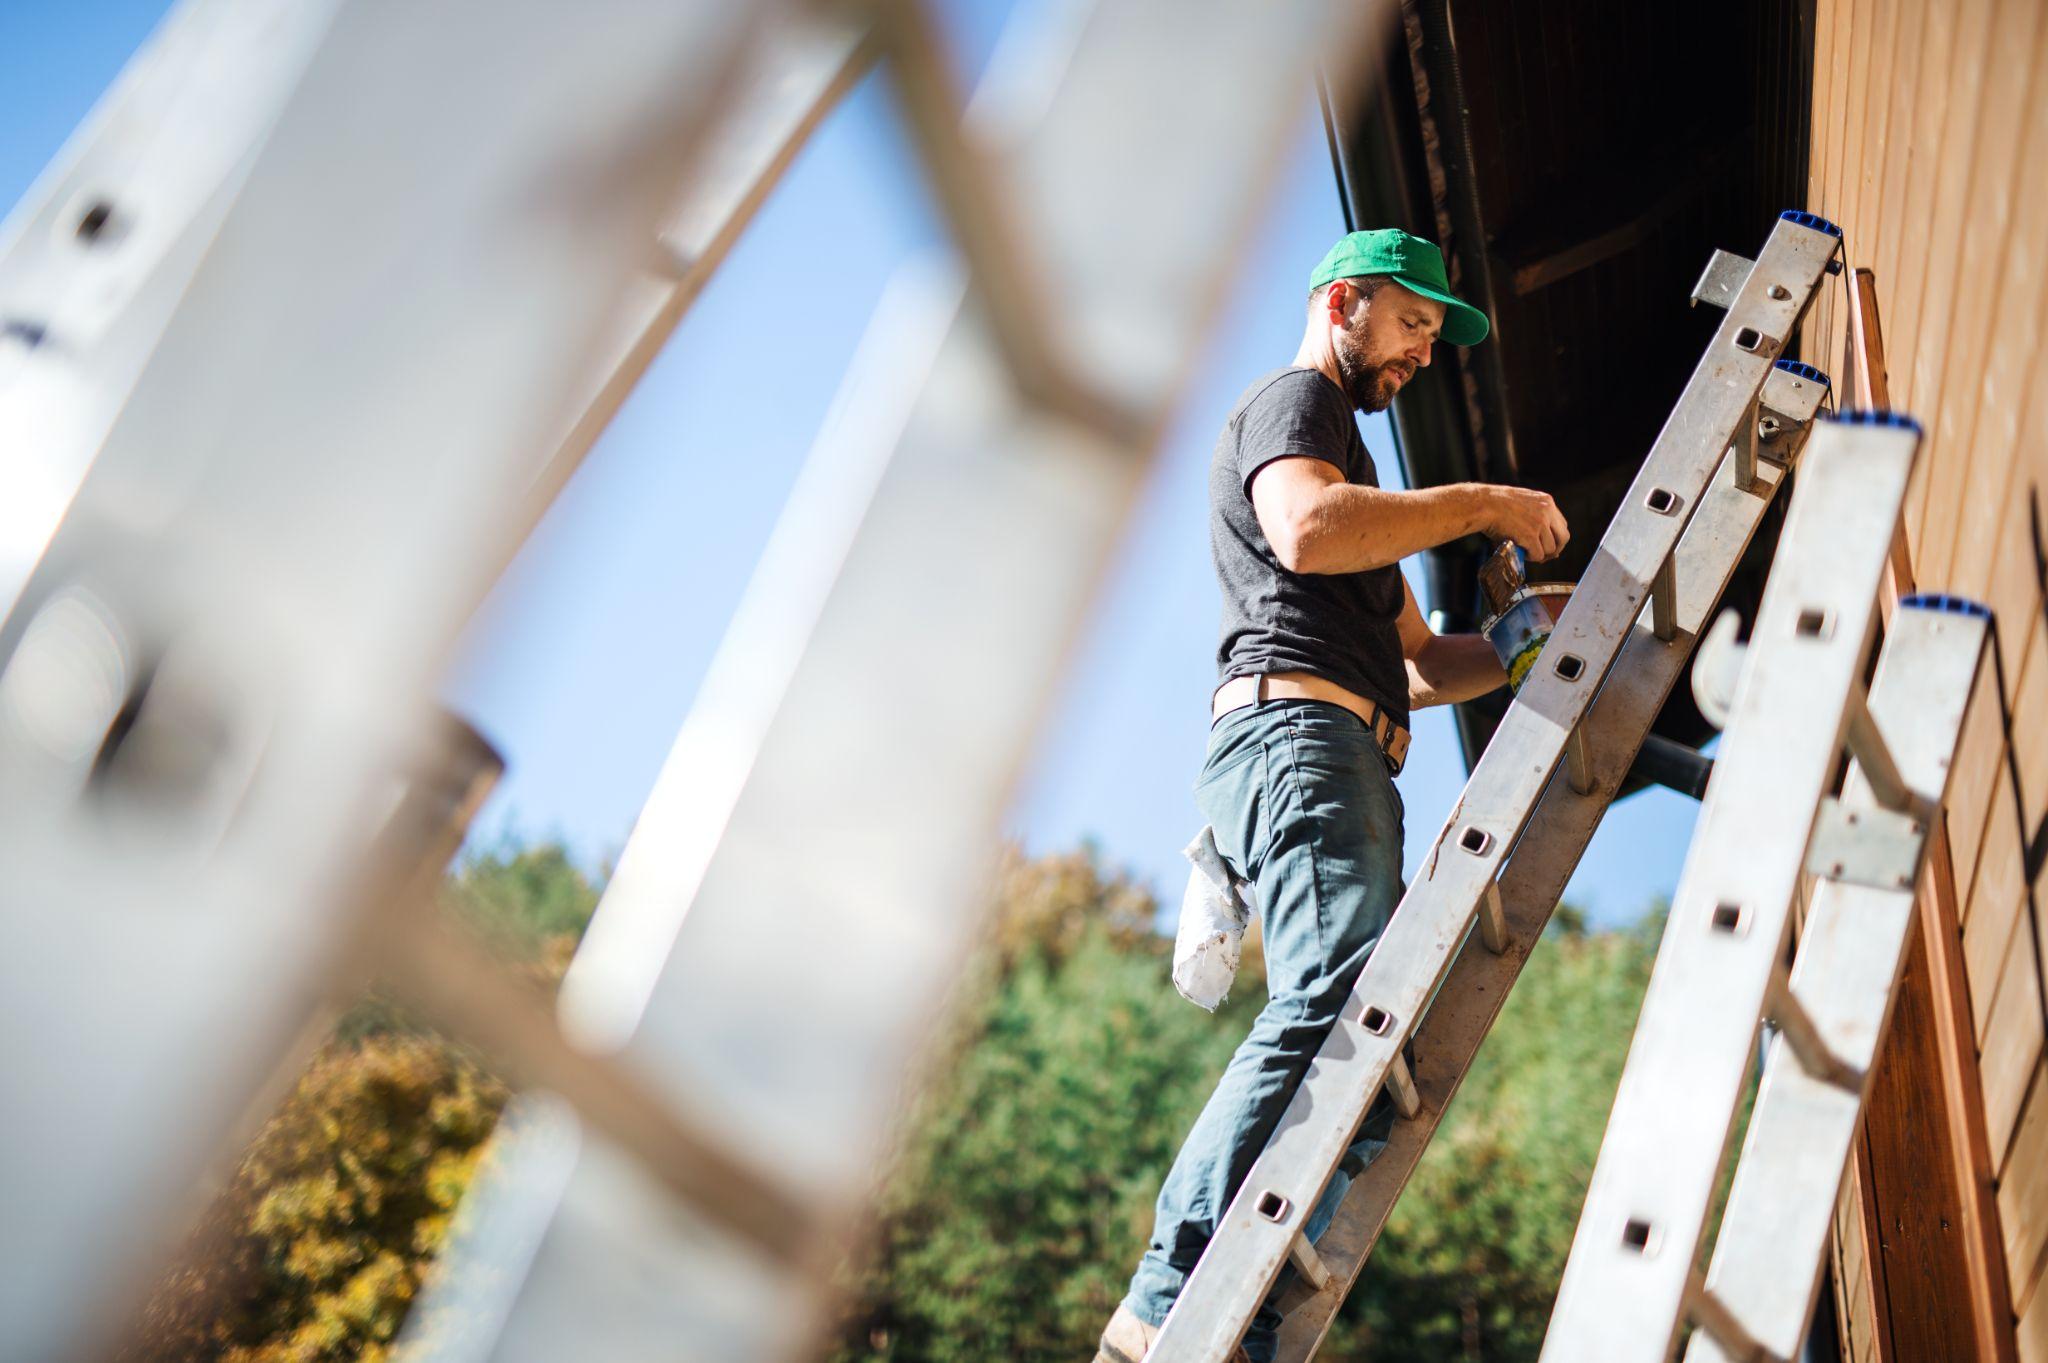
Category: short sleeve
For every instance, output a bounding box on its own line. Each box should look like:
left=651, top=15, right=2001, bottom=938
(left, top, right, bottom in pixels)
left=1232, top=370, right=1353, bottom=500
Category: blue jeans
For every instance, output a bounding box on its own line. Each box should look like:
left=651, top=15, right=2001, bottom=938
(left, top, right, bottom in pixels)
left=1124, top=699, right=1405, bottom=1362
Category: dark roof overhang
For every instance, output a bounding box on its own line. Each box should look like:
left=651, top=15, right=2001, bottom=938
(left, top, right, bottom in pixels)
left=1328, top=0, right=1817, bottom=775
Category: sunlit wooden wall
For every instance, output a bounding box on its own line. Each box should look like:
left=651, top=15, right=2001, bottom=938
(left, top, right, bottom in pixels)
left=1802, top=0, right=2048, bottom=1357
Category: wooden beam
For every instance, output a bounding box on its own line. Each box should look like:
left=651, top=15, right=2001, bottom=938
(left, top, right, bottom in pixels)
left=1844, top=268, right=2019, bottom=1362
left=1925, top=826, right=2024, bottom=1360
left=1847, top=1124, right=1895, bottom=1362
left=1860, top=924, right=1988, bottom=1359
left=1848, top=264, right=1919, bottom=632
left=1498, top=154, right=1726, bottom=298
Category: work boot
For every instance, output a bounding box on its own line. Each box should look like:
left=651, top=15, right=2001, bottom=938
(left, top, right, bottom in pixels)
left=1093, top=1304, right=1156, bottom=1363
left=1092, top=1303, right=1252, bottom=1363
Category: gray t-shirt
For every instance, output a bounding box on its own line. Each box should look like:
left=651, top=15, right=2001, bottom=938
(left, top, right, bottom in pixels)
left=1210, top=366, right=1408, bottom=728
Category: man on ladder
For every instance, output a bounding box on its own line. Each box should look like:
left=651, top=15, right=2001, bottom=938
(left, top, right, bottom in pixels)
left=1097, top=228, right=1569, bottom=1363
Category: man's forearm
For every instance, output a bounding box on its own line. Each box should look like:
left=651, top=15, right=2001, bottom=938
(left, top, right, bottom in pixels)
left=1406, top=633, right=1507, bottom=709
left=1292, top=482, right=1491, bottom=574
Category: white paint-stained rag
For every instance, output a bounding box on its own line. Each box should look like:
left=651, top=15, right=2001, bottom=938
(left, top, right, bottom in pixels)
left=1172, top=825, right=1255, bottom=1011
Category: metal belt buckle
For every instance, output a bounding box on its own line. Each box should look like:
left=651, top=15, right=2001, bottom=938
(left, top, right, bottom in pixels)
left=1384, top=720, right=1411, bottom=774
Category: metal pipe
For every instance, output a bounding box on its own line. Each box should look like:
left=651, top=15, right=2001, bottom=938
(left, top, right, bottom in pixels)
left=1627, top=732, right=1715, bottom=800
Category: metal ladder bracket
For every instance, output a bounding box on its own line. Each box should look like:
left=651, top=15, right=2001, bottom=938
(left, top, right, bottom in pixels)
left=1691, top=610, right=1746, bottom=729
left=1759, top=360, right=1830, bottom=431
left=1756, top=360, right=1831, bottom=472
left=1803, top=796, right=1927, bottom=892
left=1690, top=249, right=1755, bottom=311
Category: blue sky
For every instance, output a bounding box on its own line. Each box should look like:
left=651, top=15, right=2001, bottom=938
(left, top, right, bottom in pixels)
left=1, top=0, right=1702, bottom=927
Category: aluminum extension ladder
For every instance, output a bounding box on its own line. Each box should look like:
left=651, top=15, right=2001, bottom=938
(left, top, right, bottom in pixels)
left=1145, top=210, right=1847, bottom=1363
left=1539, top=412, right=1987, bottom=1360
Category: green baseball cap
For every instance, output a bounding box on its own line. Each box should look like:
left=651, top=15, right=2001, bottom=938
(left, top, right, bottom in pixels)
left=1310, top=228, right=1489, bottom=347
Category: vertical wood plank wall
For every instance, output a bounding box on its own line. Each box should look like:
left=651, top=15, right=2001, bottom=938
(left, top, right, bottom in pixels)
left=1806, top=0, right=2048, bottom=1356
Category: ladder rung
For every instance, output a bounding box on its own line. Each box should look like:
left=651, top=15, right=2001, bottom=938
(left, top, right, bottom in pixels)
left=1650, top=557, right=1678, bottom=642
left=1384, top=1051, right=1422, bottom=1121
left=1686, top=1278, right=1774, bottom=1363
left=1565, top=726, right=1595, bottom=796
left=1477, top=881, right=1508, bottom=954
left=1287, top=1236, right=1332, bottom=1293
left=1731, top=401, right=1761, bottom=492
left=1842, top=685, right=1916, bottom=814
left=1764, top=977, right=1863, bottom=1093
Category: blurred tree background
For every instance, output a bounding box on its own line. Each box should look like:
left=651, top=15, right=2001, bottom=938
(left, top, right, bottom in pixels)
left=124, top=842, right=599, bottom=1363
left=123, top=839, right=1659, bottom=1362
left=828, top=856, right=1658, bottom=1362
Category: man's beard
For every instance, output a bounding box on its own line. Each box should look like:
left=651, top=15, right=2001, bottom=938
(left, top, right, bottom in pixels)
left=1334, top=330, right=1414, bottom=413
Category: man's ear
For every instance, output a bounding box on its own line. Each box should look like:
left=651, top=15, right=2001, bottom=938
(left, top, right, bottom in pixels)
left=1323, top=280, right=1350, bottom=326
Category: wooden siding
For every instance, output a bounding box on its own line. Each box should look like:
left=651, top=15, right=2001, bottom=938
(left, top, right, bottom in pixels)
left=1807, top=0, right=2048, bottom=1355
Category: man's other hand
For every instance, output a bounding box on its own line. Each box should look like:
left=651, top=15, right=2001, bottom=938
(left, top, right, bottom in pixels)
left=1483, top=486, right=1569, bottom=561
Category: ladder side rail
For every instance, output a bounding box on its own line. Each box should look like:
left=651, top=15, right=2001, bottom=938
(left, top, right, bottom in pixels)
left=1273, top=443, right=1798, bottom=1360
left=1684, top=600, right=1988, bottom=1363
left=1146, top=215, right=1843, bottom=1363
left=510, top=13, right=878, bottom=557
left=0, top=6, right=767, bottom=1359
left=0, top=0, right=346, bottom=624
left=1537, top=415, right=1921, bottom=1363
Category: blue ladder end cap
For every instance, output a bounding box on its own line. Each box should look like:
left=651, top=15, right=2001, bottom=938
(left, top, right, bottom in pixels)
left=1826, top=409, right=1922, bottom=433
left=1773, top=359, right=1831, bottom=386
left=1780, top=209, right=1844, bottom=237
left=1901, top=593, right=1993, bottom=621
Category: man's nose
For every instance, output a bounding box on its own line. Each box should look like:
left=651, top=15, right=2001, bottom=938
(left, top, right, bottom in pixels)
left=1412, top=340, right=1433, bottom=368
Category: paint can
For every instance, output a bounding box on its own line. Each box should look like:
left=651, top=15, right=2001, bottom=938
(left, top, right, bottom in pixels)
left=1481, top=583, right=1575, bottom=692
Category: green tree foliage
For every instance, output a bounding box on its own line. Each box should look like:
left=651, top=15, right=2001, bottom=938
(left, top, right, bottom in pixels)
left=441, top=837, right=604, bottom=958
left=832, top=857, right=1659, bottom=1362
left=832, top=850, right=1263, bottom=1362
left=125, top=838, right=1660, bottom=1363
left=125, top=842, right=601, bottom=1363
left=130, top=1036, right=509, bottom=1363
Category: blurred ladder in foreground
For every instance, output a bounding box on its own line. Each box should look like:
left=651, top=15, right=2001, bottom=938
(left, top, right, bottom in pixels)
left=1146, top=212, right=1846, bottom=1363
left=0, top=0, right=1395, bottom=1360
left=1540, top=413, right=1989, bottom=1361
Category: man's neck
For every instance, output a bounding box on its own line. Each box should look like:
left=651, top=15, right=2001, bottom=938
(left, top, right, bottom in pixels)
left=1289, top=335, right=1352, bottom=409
